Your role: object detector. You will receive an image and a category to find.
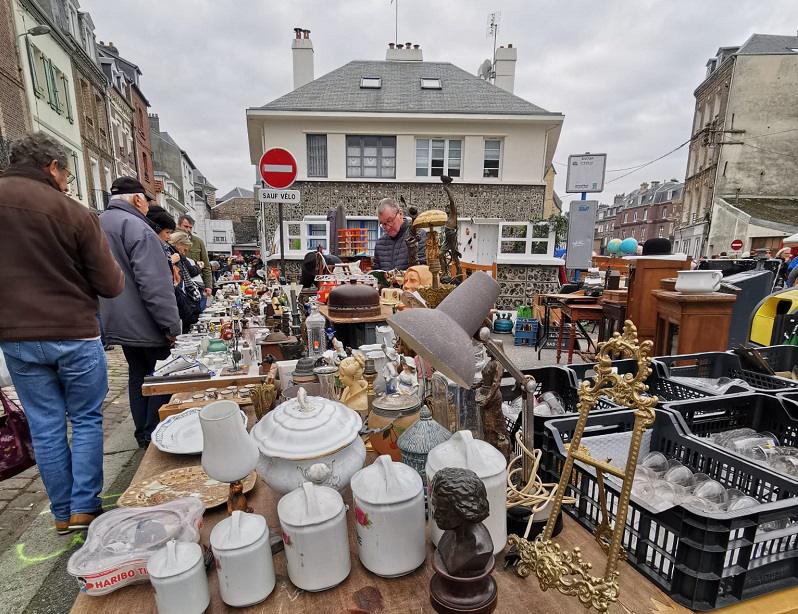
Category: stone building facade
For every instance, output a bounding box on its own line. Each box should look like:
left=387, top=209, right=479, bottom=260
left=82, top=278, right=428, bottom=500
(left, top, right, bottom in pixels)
left=0, top=0, right=31, bottom=167
left=130, top=84, right=153, bottom=194
left=612, top=180, right=683, bottom=245
left=214, top=188, right=258, bottom=246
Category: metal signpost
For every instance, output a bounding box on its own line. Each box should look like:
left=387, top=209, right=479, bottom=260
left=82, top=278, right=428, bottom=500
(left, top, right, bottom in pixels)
left=258, top=148, right=298, bottom=278
left=566, top=153, right=608, bottom=199
left=565, top=153, right=607, bottom=279
left=731, top=239, right=743, bottom=252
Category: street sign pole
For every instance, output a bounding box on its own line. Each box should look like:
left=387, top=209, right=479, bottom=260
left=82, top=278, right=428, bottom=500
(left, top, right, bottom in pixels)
left=277, top=201, right=286, bottom=280
left=258, top=148, right=299, bottom=282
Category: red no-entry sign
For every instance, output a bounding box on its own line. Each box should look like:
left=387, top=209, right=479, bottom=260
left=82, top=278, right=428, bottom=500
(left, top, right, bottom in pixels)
left=258, top=148, right=297, bottom=189
left=731, top=239, right=743, bottom=251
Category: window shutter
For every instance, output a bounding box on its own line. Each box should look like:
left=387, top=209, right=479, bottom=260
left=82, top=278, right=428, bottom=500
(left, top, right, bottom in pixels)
left=26, top=40, right=41, bottom=95
left=62, top=75, right=73, bottom=122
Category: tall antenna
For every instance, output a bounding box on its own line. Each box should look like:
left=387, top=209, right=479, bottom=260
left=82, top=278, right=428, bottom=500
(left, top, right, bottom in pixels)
left=391, top=0, right=398, bottom=45
left=486, top=10, right=501, bottom=76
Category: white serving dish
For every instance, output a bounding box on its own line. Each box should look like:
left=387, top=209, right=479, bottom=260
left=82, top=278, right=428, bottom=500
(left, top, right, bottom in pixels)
left=675, top=269, right=723, bottom=293
left=152, top=407, right=247, bottom=455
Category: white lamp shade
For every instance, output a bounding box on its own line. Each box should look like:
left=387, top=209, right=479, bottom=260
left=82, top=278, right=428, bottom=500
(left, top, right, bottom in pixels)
left=200, top=400, right=259, bottom=482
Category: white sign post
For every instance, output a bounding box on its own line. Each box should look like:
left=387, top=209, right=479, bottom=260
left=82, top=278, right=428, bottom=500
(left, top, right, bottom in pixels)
left=258, top=189, right=301, bottom=204
left=565, top=153, right=607, bottom=194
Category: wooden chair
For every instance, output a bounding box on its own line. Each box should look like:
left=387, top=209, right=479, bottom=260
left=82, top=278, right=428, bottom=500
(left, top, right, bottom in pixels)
left=452, top=261, right=497, bottom=279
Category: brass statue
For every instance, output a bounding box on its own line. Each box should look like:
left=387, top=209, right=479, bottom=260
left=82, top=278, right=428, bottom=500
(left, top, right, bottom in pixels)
left=507, top=321, right=657, bottom=613
left=440, top=176, right=462, bottom=280
left=476, top=358, right=508, bottom=459
left=401, top=196, right=420, bottom=268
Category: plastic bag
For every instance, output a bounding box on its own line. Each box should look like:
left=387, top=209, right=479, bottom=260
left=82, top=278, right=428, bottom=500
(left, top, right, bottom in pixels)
left=0, top=348, right=11, bottom=388
left=67, top=496, right=205, bottom=596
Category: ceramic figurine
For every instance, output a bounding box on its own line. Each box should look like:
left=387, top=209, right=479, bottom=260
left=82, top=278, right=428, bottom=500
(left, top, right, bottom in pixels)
left=476, top=358, right=510, bottom=459
left=397, top=357, right=419, bottom=397
left=403, top=265, right=432, bottom=293
left=339, top=352, right=368, bottom=415
left=429, top=467, right=497, bottom=614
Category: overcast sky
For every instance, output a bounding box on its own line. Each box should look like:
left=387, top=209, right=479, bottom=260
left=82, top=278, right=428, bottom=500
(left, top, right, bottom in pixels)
left=82, top=0, right=798, bottom=203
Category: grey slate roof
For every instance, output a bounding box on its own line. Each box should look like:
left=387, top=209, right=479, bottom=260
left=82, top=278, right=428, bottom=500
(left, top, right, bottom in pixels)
left=256, top=61, right=555, bottom=116
left=218, top=187, right=254, bottom=202
left=737, top=34, right=798, bottom=55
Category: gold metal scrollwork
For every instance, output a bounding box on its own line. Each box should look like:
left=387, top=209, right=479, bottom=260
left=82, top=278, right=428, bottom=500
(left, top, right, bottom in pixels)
left=508, top=320, right=657, bottom=613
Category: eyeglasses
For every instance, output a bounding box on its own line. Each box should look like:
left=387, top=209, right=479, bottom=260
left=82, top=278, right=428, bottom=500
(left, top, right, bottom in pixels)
left=379, top=213, right=399, bottom=228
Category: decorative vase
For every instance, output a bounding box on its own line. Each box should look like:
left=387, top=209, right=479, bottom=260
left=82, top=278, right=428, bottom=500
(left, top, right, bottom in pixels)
left=397, top=405, right=452, bottom=488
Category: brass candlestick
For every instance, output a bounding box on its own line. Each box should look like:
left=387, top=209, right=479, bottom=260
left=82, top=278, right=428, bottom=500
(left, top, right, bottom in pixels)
left=363, top=357, right=378, bottom=414
left=507, top=321, right=657, bottom=613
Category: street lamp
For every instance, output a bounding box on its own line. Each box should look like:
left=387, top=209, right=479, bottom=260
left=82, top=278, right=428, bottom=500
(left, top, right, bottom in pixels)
left=18, top=25, right=51, bottom=38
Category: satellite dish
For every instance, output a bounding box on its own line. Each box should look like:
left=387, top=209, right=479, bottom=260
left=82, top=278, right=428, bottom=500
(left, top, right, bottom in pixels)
left=478, top=58, right=493, bottom=80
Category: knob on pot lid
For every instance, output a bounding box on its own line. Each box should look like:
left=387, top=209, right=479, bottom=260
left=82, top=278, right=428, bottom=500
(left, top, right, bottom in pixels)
left=147, top=540, right=203, bottom=579
left=351, top=455, right=423, bottom=505
left=278, top=482, right=344, bottom=527
left=210, top=510, right=267, bottom=551
left=426, top=430, right=507, bottom=478
left=251, top=387, right=362, bottom=459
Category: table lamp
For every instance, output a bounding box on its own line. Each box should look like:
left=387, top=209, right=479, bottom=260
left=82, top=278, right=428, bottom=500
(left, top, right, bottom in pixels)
left=200, top=400, right=259, bottom=514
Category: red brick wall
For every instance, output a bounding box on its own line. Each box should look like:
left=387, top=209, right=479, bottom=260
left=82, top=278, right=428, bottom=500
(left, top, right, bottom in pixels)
left=0, top=1, right=31, bottom=160
left=130, top=86, right=154, bottom=194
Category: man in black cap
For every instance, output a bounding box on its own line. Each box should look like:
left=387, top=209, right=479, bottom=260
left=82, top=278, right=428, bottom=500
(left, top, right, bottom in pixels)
left=99, top=176, right=181, bottom=447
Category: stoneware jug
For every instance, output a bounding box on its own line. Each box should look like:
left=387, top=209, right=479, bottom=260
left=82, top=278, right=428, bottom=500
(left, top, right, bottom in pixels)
left=351, top=455, right=426, bottom=577
left=147, top=540, right=209, bottom=614
left=277, top=482, right=350, bottom=591
left=199, top=400, right=259, bottom=483
left=675, top=269, right=723, bottom=294
left=210, top=510, right=275, bottom=607
left=426, top=430, right=508, bottom=555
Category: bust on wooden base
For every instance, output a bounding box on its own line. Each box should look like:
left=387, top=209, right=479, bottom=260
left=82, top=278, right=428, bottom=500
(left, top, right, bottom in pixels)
left=429, top=467, right=498, bottom=614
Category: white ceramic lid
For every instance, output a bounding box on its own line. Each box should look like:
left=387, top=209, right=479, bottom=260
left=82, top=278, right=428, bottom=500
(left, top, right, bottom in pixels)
left=147, top=540, right=203, bottom=579
left=351, top=455, right=423, bottom=505
left=277, top=482, right=344, bottom=527
left=426, top=430, right=507, bottom=478
left=251, top=387, right=362, bottom=459
left=210, top=510, right=267, bottom=551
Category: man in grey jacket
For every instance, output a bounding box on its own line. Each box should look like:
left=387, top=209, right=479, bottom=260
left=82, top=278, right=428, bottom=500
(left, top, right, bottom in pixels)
left=99, top=177, right=181, bottom=447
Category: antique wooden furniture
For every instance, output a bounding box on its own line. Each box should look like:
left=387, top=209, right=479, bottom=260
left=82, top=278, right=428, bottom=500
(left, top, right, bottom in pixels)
left=626, top=258, right=691, bottom=344
left=556, top=302, right=604, bottom=364
left=599, top=300, right=627, bottom=343
left=652, top=289, right=737, bottom=356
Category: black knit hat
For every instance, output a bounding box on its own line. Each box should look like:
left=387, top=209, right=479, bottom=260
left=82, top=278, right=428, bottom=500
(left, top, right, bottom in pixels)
left=110, top=176, right=155, bottom=202
left=642, top=238, right=672, bottom=256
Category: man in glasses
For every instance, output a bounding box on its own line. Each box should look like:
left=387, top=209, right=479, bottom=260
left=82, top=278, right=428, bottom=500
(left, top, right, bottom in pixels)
left=0, top=132, right=124, bottom=534
left=372, top=197, right=426, bottom=271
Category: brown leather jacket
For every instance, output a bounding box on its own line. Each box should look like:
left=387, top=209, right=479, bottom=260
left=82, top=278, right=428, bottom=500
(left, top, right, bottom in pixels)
left=0, top=165, right=124, bottom=341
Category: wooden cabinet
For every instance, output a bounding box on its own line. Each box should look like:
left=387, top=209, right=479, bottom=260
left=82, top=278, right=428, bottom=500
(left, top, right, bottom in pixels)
left=652, top=290, right=736, bottom=355
left=626, top=258, right=692, bottom=344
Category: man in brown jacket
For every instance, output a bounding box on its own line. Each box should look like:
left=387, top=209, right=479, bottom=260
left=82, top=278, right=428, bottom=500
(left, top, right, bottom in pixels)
left=0, top=133, right=124, bottom=535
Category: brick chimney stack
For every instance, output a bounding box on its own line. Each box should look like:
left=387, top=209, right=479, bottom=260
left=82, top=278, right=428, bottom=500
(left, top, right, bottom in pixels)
left=291, top=27, right=314, bottom=90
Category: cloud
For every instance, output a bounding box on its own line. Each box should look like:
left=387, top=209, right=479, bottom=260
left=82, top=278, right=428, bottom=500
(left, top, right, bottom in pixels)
left=81, top=0, right=798, bottom=200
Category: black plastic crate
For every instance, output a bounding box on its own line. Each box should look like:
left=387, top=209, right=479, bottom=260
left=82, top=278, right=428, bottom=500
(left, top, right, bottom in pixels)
left=567, top=357, right=716, bottom=404
left=752, top=345, right=798, bottom=374
left=656, top=351, right=798, bottom=392
left=539, top=408, right=798, bottom=611
left=661, top=393, right=798, bottom=450
left=500, top=366, right=618, bottom=455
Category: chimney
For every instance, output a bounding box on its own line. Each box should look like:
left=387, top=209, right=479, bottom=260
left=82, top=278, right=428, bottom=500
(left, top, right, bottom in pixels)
left=640, top=182, right=649, bottom=191
left=291, top=27, right=314, bottom=90
left=493, top=44, right=517, bottom=93
left=386, top=41, right=423, bottom=61
left=148, top=113, right=160, bottom=134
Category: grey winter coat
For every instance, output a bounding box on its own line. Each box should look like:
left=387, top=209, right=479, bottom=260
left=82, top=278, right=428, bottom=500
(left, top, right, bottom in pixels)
left=372, top=220, right=427, bottom=271
left=99, top=198, right=181, bottom=346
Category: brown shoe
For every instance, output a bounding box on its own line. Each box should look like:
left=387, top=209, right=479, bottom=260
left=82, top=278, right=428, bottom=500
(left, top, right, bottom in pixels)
left=54, top=519, right=73, bottom=535
left=68, top=511, right=101, bottom=531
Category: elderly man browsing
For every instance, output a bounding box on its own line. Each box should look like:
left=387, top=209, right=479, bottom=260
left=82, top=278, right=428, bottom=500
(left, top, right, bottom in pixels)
left=372, top=197, right=426, bottom=271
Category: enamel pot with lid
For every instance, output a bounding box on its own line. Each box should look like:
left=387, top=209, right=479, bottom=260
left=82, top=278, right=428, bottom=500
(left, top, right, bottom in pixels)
left=147, top=540, right=209, bottom=614
left=426, top=430, right=508, bottom=555
left=251, top=387, right=366, bottom=494
left=277, top=482, right=351, bottom=592
left=209, top=510, right=275, bottom=607
left=350, top=455, right=426, bottom=577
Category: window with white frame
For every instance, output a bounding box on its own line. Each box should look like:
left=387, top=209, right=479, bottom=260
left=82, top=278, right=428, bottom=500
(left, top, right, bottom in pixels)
left=213, top=231, right=227, bottom=243
left=483, top=139, right=501, bottom=178
left=415, top=138, right=462, bottom=177
left=497, top=222, right=554, bottom=261
left=662, top=206, right=667, bottom=218
left=281, top=218, right=330, bottom=257
left=306, top=134, right=327, bottom=178
left=643, top=209, right=648, bottom=221
left=658, top=226, right=664, bottom=238
left=346, top=136, right=395, bottom=178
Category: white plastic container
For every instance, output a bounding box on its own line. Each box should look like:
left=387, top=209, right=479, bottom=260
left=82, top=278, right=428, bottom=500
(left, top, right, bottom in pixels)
left=277, top=482, right=351, bottom=591
left=426, top=430, right=508, bottom=554
left=147, top=540, right=209, bottom=614
left=210, top=510, right=275, bottom=607
left=351, top=455, right=426, bottom=577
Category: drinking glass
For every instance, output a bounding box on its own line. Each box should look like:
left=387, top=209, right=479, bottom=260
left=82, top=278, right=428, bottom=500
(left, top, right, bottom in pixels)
left=640, top=452, right=669, bottom=476
left=693, top=479, right=728, bottom=507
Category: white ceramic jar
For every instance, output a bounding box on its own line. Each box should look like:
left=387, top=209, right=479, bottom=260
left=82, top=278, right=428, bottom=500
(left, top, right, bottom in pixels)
left=426, top=430, right=508, bottom=555
left=278, top=482, right=351, bottom=591
left=350, top=455, right=425, bottom=577
left=147, top=540, right=209, bottom=614
left=210, top=510, right=275, bottom=607
left=251, top=387, right=366, bottom=493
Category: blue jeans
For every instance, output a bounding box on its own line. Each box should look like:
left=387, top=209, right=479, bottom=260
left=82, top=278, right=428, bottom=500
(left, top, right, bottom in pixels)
left=0, top=340, right=106, bottom=521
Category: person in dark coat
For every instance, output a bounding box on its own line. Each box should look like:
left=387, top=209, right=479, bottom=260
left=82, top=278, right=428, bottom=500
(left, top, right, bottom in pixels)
left=99, top=177, right=181, bottom=448
left=372, top=198, right=426, bottom=271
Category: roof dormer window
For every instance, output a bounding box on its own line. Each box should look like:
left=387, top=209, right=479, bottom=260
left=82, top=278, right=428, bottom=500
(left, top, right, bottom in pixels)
left=360, top=77, right=381, bottom=89
left=420, top=78, right=441, bottom=89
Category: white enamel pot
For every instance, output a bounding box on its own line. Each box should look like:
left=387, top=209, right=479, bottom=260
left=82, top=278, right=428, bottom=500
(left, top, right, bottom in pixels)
left=147, top=540, right=209, bottom=614
left=351, top=455, right=426, bottom=577
left=426, top=430, right=508, bottom=555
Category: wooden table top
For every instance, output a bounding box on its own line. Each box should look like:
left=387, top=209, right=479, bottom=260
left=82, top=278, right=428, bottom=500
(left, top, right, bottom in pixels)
left=71, top=409, right=702, bottom=614
left=141, top=362, right=267, bottom=397
left=651, top=289, right=737, bottom=303
left=540, top=292, right=599, bottom=303
left=560, top=302, right=604, bottom=315
left=318, top=303, right=393, bottom=324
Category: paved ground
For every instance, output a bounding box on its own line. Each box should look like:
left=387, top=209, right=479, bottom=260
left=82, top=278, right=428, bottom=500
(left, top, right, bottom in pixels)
left=0, top=347, right=143, bottom=614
